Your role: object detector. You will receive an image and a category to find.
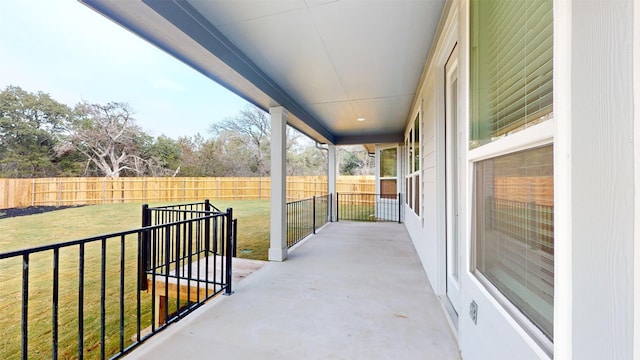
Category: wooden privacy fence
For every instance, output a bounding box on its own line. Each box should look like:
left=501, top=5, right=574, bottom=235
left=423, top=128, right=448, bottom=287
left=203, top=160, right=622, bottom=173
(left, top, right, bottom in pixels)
left=0, top=176, right=375, bottom=209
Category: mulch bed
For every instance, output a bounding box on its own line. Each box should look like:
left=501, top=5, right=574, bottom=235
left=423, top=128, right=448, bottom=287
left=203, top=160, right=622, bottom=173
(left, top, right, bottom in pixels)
left=0, top=206, right=85, bottom=220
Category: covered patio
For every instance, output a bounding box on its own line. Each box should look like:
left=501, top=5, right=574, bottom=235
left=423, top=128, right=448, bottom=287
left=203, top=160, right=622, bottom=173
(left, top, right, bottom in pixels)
left=127, top=222, right=460, bottom=359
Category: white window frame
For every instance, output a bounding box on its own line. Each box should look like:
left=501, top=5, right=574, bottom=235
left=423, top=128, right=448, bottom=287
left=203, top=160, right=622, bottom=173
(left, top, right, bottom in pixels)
left=469, top=119, right=554, bottom=355
left=405, top=111, right=422, bottom=217
left=378, top=146, right=399, bottom=197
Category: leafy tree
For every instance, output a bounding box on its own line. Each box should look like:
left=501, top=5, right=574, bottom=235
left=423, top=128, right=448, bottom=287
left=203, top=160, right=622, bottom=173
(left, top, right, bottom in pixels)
left=209, top=105, right=272, bottom=176
left=198, top=138, right=234, bottom=176
left=339, top=146, right=374, bottom=175
left=0, top=86, right=74, bottom=177
left=144, top=135, right=182, bottom=175
left=174, top=134, right=205, bottom=176
left=287, top=139, right=327, bottom=175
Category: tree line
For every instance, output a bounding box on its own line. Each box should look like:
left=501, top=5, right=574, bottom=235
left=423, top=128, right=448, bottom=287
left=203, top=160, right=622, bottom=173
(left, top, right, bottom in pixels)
left=0, top=85, right=373, bottom=178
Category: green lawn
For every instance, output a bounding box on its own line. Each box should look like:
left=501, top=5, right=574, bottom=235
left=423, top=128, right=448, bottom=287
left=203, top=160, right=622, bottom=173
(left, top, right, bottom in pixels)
left=0, top=200, right=270, bottom=359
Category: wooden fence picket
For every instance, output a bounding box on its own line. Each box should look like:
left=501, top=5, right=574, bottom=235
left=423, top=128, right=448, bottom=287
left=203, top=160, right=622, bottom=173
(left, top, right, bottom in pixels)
left=0, top=176, right=375, bottom=209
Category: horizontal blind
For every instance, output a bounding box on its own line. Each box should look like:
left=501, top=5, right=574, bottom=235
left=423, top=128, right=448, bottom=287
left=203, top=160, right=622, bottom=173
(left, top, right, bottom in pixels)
left=473, top=0, right=553, bottom=143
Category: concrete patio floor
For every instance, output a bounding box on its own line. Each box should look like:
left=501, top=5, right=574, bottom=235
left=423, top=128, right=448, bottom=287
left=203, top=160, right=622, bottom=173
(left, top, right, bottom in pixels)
left=127, top=222, right=461, bottom=359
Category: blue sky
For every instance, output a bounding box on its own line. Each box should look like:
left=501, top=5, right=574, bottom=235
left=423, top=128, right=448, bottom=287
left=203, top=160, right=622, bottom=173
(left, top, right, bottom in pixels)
left=0, top=0, right=249, bottom=139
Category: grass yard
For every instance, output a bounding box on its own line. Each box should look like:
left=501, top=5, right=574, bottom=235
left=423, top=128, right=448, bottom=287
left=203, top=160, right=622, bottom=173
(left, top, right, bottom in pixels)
left=0, top=200, right=270, bottom=359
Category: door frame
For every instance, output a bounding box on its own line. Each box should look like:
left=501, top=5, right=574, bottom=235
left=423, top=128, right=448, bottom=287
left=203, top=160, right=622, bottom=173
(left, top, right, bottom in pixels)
left=444, top=44, right=461, bottom=316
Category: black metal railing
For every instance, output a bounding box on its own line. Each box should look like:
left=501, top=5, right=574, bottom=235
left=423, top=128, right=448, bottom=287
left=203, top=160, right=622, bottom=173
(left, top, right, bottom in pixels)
left=141, top=203, right=235, bottom=327
left=142, top=200, right=236, bottom=258
left=0, top=201, right=235, bottom=360
left=336, top=193, right=402, bottom=223
left=286, top=194, right=331, bottom=248
left=146, top=200, right=222, bottom=223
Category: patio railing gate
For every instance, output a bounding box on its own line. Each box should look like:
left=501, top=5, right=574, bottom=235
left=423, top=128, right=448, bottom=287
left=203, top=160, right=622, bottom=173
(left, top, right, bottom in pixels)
left=0, top=200, right=235, bottom=360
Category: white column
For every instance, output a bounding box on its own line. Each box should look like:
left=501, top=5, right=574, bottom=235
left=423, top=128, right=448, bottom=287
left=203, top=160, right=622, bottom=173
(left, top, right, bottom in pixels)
left=268, top=107, right=287, bottom=261
left=327, top=144, right=337, bottom=221
left=374, top=147, right=381, bottom=195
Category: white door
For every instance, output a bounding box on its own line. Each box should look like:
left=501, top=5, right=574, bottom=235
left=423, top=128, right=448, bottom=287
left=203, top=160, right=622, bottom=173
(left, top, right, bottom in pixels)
left=445, top=45, right=461, bottom=314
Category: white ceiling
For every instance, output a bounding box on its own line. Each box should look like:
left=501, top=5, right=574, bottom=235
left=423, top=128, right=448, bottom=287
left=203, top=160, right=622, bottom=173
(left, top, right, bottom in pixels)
left=81, top=0, right=445, bottom=145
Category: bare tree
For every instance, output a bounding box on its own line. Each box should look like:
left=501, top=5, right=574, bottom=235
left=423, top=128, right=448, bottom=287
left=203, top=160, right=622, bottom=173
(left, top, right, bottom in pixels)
left=209, top=105, right=301, bottom=176
left=209, top=105, right=271, bottom=175
left=66, top=102, right=174, bottom=177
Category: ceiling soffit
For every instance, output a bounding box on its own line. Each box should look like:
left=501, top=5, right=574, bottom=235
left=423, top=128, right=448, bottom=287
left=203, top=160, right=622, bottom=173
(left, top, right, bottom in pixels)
left=142, top=0, right=337, bottom=143
left=86, top=0, right=444, bottom=145
left=184, top=0, right=444, bottom=143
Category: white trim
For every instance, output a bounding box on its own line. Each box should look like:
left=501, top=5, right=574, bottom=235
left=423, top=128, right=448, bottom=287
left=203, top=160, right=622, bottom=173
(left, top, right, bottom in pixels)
left=444, top=44, right=462, bottom=315
left=466, top=272, right=553, bottom=360
left=553, top=2, right=572, bottom=357
left=405, top=108, right=423, bottom=219
left=467, top=119, right=555, bottom=162
left=474, top=271, right=553, bottom=356
left=434, top=0, right=460, bottom=304
left=634, top=0, right=640, bottom=358
left=376, top=145, right=401, bottom=199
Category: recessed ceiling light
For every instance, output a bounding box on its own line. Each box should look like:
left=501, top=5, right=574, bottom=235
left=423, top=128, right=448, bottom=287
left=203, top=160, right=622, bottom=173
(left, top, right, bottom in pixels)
left=357, top=117, right=366, bottom=122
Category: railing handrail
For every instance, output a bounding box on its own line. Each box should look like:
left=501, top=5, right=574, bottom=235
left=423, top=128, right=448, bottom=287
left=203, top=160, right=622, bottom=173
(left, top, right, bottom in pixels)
left=286, top=193, right=329, bottom=206
left=148, top=200, right=208, bottom=208
left=148, top=199, right=222, bottom=213
left=0, top=212, right=228, bottom=260
left=146, top=208, right=222, bottom=215
left=148, top=205, right=223, bottom=212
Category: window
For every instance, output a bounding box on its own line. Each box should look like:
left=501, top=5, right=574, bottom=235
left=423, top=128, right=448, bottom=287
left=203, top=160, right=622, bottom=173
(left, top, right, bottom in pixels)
left=471, top=0, right=553, bottom=148
left=405, top=136, right=410, bottom=205
left=474, top=145, right=554, bottom=339
left=405, top=113, right=421, bottom=215
left=470, top=0, right=554, bottom=348
left=380, top=148, right=397, bottom=199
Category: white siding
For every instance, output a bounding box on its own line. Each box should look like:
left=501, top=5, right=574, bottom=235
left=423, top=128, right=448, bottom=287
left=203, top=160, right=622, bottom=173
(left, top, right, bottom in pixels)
left=400, top=0, right=637, bottom=359
left=635, top=0, right=640, bottom=357
left=554, top=1, right=635, bottom=358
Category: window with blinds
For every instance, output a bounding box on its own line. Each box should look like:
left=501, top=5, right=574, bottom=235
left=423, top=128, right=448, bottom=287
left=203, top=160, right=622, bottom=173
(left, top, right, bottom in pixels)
left=471, top=0, right=553, bottom=148
left=474, top=145, right=554, bottom=340
left=405, top=114, right=420, bottom=216
left=380, top=148, right=397, bottom=199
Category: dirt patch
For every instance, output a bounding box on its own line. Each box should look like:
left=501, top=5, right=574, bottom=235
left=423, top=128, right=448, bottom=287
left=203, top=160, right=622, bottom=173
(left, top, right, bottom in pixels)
left=0, top=206, right=85, bottom=220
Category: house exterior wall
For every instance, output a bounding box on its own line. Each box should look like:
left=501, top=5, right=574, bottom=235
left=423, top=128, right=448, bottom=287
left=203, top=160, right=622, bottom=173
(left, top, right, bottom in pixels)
left=419, top=91, right=442, bottom=294
left=384, top=0, right=638, bottom=358
left=554, top=1, right=635, bottom=358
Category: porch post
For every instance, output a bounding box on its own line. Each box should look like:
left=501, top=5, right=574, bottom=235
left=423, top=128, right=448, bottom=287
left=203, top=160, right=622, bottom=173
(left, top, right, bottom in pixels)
left=268, top=107, right=288, bottom=261
left=327, top=144, right=337, bottom=221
